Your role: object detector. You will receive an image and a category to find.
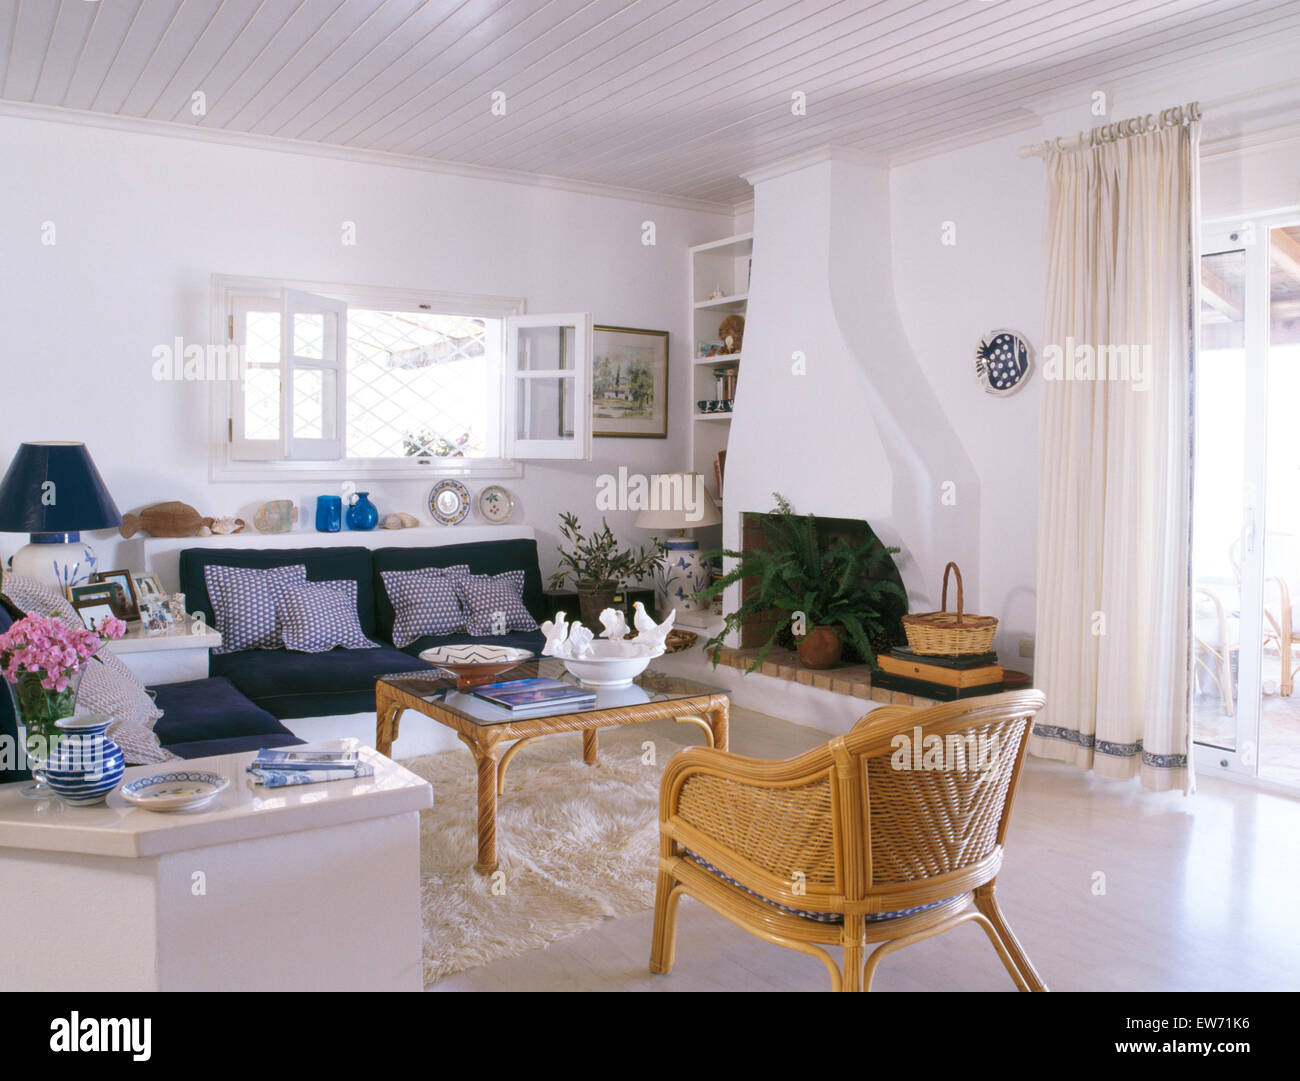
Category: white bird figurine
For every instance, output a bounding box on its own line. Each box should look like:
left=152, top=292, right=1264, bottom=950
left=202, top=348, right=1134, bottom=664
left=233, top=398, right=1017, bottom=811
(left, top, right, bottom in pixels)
left=567, top=623, right=596, bottom=658
left=540, top=612, right=570, bottom=657
left=631, top=602, right=675, bottom=653
left=598, top=607, right=629, bottom=640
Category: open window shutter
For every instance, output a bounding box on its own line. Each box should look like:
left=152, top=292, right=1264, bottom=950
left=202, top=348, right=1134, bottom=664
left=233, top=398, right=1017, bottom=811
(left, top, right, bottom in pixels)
left=229, top=296, right=282, bottom=461
left=281, top=288, right=347, bottom=460
left=505, top=312, right=592, bottom=460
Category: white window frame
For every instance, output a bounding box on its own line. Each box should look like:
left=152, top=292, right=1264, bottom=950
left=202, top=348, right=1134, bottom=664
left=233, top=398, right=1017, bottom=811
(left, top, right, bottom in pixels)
left=210, top=274, right=536, bottom=482
left=506, top=312, right=593, bottom=460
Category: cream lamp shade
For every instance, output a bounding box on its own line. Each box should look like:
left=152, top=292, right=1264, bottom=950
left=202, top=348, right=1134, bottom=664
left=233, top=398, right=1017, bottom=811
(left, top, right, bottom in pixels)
left=635, top=473, right=720, bottom=619
left=632, top=473, right=721, bottom=532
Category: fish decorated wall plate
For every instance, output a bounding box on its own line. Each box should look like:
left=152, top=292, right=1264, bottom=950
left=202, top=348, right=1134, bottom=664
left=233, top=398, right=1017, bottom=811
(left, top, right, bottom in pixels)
left=974, top=329, right=1034, bottom=395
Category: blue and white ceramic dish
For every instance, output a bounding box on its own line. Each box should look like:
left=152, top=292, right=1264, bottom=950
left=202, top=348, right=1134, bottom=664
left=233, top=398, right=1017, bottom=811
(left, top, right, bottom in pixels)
left=121, top=770, right=229, bottom=813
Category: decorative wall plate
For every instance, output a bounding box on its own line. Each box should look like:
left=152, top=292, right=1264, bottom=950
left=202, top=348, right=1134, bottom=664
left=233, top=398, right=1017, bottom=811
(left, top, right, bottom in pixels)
left=429, top=480, right=470, bottom=525
left=477, top=485, right=515, bottom=523
left=974, top=329, right=1034, bottom=395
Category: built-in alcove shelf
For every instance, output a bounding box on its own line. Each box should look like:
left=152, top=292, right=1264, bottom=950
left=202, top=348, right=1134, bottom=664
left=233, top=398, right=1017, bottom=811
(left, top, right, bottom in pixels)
left=688, top=231, right=751, bottom=538
left=715, top=645, right=941, bottom=708
left=693, top=294, right=748, bottom=311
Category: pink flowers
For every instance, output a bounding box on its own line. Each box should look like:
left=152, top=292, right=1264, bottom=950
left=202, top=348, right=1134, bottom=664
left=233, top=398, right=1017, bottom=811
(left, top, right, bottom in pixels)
left=0, top=611, right=125, bottom=690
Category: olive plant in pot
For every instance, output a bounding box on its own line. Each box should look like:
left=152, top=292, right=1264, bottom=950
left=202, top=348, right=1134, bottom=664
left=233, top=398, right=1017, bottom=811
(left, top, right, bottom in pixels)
left=696, top=494, right=908, bottom=671
left=549, top=512, right=667, bottom=630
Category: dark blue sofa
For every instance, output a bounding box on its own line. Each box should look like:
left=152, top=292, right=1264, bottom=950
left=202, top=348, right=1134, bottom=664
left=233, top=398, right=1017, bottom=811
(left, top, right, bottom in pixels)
left=1, top=539, right=548, bottom=769
left=156, top=539, right=547, bottom=756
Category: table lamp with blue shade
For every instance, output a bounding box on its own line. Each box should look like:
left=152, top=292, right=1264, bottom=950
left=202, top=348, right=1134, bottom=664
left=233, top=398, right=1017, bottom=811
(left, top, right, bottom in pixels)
left=0, top=442, right=122, bottom=590
left=634, top=472, right=722, bottom=618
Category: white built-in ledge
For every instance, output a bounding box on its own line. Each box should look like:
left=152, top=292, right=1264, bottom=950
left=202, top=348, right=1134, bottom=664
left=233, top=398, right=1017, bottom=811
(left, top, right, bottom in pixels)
left=106, top=621, right=222, bottom=654
left=0, top=747, right=432, bottom=859
left=117, top=523, right=536, bottom=593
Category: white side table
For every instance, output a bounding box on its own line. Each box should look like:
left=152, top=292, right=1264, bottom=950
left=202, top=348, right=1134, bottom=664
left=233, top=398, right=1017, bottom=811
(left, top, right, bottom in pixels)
left=0, top=746, right=433, bottom=991
left=105, top=619, right=222, bottom=685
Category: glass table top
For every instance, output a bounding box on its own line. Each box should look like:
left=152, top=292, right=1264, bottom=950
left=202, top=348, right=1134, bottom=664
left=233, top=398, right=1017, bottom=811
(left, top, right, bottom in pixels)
left=379, top=659, right=726, bottom=728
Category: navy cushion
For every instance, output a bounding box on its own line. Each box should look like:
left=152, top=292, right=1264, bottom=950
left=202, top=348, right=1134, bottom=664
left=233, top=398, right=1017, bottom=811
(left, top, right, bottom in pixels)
left=399, top=630, right=545, bottom=660
left=164, top=732, right=304, bottom=760
left=0, top=599, right=32, bottom=784
left=150, top=676, right=300, bottom=747
left=211, top=645, right=425, bottom=720
left=179, top=546, right=379, bottom=638
left=373, top=540, right=545, bottom=641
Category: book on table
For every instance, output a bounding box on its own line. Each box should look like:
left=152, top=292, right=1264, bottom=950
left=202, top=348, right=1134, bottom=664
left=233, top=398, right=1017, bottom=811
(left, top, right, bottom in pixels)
left=248, top=743, right=373, bottom=787
left=471, top=676, right=596, bottom=713
left=870, top=670, right=1006, bottom=701
left=877, top=649, right=1003, bottom=689
left=252, top=747, right=360, bottom=771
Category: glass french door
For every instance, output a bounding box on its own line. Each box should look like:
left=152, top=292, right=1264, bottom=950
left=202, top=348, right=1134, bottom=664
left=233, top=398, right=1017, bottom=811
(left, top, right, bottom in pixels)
left=1193, top=213, right=1300, bottom=789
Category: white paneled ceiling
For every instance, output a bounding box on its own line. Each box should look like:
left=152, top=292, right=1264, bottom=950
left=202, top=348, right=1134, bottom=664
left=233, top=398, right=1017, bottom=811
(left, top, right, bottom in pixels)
left=3, top=0, right=1299, bottom=206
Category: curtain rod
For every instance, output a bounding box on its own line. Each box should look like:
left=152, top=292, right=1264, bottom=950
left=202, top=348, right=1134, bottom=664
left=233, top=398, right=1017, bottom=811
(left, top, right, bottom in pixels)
left=1018, top=101, right=1202, bottom=158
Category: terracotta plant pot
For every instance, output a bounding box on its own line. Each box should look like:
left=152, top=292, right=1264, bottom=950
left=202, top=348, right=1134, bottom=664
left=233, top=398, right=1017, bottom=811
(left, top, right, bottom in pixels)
left=796, top=625, right=842, bottom=669
left=576, top=581, right=619, bottom=631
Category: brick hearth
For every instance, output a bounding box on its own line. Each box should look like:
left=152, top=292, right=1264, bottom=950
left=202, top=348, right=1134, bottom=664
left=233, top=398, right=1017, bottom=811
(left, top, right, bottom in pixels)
left=715, top=645, right=941, bottom=708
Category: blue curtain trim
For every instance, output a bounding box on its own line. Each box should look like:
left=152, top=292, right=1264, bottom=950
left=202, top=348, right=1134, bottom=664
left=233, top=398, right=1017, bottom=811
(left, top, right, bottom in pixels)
left=1032, top=723, right=1187, bottom=769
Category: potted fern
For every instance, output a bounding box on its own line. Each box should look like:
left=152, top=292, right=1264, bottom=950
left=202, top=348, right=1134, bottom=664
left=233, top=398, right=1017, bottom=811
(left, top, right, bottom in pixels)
left=696, top=494, right=907, bottom=671
left=549, top=512, right=667, bottom=630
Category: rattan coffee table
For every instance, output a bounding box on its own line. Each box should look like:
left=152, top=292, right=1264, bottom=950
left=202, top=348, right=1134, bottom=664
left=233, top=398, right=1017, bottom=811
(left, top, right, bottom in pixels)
left=375, top=660, right=729, bottom=874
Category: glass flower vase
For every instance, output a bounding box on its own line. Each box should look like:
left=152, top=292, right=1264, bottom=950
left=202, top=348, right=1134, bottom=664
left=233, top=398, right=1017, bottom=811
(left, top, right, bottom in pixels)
left=6, top=668, right=84, bottom=799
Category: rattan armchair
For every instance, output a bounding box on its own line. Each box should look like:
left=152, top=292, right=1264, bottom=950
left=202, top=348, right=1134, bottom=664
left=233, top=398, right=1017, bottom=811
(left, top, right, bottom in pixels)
left=650, top=690, right=1048, bottom=991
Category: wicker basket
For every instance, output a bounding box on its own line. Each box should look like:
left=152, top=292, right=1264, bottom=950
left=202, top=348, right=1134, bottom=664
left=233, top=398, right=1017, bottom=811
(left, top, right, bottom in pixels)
left=901, top=562, right=998, bottom=656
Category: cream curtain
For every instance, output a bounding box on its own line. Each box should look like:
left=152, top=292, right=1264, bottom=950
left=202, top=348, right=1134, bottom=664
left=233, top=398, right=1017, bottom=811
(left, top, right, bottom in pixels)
left=1030, top=121, right=1200, bottom=793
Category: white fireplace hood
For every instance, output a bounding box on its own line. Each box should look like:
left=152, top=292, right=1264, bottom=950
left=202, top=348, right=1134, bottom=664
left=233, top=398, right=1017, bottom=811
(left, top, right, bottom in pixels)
left=725, top=149, right=980, bottom=611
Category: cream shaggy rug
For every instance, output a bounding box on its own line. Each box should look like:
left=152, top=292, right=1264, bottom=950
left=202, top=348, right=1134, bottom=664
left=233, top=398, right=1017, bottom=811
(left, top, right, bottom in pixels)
left=403, top=730, right=690, bottom=987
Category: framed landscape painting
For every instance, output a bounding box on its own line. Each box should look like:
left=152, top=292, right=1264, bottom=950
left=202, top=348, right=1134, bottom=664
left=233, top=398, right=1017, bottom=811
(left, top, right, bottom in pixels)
left=564, top=325, right=668, bottom=439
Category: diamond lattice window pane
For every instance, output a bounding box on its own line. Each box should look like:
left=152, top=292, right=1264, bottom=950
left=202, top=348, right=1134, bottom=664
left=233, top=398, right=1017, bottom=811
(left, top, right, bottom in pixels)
left=346, top=310, right=496, bottom=459
left=245, top=311, right=280, bottom=367
left=243, top=367, right=280, bottom=440
left=294, top=313, right=324, bottom=360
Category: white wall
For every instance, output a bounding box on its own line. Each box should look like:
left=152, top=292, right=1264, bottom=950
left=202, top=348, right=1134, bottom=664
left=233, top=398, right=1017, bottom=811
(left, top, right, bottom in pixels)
left=0, top=114, right=732, bottom=579
left=890, top=131, right=1045, bottom=663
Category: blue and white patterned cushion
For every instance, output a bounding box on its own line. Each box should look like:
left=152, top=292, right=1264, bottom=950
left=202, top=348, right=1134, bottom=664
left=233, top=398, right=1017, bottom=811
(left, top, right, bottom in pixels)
left=205, top=564, right=307, bottom=654
left=277, top=579, right=377, bottom=653
left=685, top=851, right=955, bottom=924
left=456, top=570, right=538, bottom=636
left=381, top=565, right=472, bottom=648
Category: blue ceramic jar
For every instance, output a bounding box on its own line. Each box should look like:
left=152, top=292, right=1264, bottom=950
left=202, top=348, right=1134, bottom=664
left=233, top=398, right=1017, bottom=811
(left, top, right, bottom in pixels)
left=44, top=715, right=125, bottom=806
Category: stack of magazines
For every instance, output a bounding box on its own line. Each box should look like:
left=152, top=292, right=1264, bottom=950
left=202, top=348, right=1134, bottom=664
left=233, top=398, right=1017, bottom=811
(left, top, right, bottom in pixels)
left=471, top=676, right=596, bottom=716
left=247, top=747, right=375, bottom=787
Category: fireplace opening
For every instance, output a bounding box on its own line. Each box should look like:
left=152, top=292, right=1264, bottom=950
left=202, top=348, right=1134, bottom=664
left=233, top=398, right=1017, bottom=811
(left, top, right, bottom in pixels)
left=737, top=509, right=908, bottom=664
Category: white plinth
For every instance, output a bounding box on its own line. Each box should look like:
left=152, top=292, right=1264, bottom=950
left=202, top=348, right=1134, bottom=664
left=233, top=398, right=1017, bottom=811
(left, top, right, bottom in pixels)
left=0, top=746, right=433, bottom=991
left=104, top=619, right=222, bottom=684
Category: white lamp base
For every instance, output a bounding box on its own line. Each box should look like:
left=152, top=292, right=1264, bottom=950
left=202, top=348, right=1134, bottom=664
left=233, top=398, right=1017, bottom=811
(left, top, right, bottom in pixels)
left=7, top=538, right=100, bottom=591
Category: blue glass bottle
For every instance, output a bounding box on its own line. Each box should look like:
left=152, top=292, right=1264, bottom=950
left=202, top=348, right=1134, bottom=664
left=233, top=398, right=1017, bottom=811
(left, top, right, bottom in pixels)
left=315, top=495, right=342, bottom=532
left=345, top=491, right=379, bottom=531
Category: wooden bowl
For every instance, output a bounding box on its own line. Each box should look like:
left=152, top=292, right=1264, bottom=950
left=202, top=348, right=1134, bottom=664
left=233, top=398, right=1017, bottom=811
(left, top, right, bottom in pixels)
left=417, top=645, right=534, bottom=691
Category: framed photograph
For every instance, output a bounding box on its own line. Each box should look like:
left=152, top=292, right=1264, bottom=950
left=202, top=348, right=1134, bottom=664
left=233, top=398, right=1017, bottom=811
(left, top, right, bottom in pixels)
left=133, top=572, right=165, bottom=600
left=562, top=325, right=669, bottom=439
left=89, top=569, right=141, bottom=621
left=67, top=583, right=129, bottom=631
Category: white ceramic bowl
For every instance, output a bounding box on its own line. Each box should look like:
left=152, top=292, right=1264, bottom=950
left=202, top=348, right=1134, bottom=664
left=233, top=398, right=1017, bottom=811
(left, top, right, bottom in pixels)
left=561, top=640, right=660, bottom=688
